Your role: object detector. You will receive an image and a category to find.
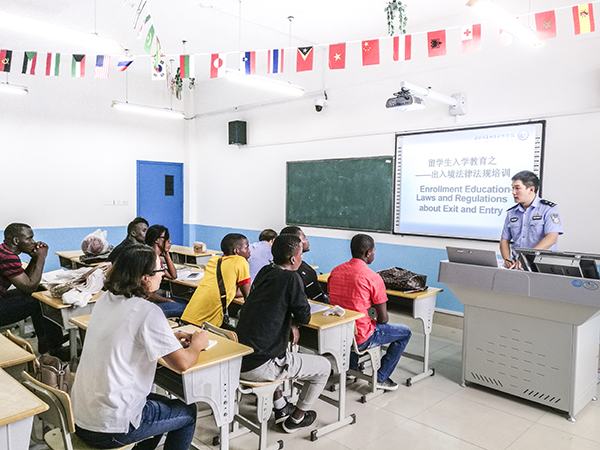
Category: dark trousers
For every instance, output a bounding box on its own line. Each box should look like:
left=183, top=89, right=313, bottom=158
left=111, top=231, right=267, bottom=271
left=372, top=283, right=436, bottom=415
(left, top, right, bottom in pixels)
left=0, top=289, right=64, bottom=353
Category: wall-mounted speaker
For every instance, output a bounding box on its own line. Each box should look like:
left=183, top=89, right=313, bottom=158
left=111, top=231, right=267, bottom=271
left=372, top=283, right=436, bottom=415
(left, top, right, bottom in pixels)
left=228, top=121, right=247, bottom=145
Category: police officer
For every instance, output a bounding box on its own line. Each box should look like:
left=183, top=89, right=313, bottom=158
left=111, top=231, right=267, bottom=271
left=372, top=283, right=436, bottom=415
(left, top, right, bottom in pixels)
left=500, top=170, right=562, bottom=269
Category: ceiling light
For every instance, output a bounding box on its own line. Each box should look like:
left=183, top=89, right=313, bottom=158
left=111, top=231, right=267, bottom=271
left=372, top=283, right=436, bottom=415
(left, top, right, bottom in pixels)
left=0, top=11, right=124, bottom=54
left=0, top=83, right=28, bottom=95
left=226, top=69, right=305, bottom=97
left=466, top=0, right=543, bottom=47
left=111, top=101, right=184, bottom=119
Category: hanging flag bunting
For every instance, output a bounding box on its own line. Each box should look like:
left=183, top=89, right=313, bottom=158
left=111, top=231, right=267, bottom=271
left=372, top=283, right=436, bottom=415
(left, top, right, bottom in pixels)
left=152, top=55, right=166, bottom=81
left=210, top=53, right=226, bottom=78
left=427, top=30, right=447, bottom=57
left=94, top=55, right=110, bottom=79
left=45, top=53, right=60, bottom=76
left=573, top=4, right=595, bottom=35
left=362, top=39, right=380, bottom=66
left=393, top=35, right=411, bottom=61
left=462, top=24, right=482, bottom=53
left=499, top=28, right=514, bottom=47
left=296, top=47, right=313, bottom=72
left=22, top=51, right=37, bottom=75
left=0, top=49, right=12, bottom=72
left=267, top=49, right=284, bottom=74
left=72, top=54, right=86, bottom=77
left=117, top=55, right=135, bottom=72
left=137, top=14, right=151, bottom=38
left=152, top=37, right=162, bottom=69
left=179, top=54, right=194, bottom=78
left=144, top=24, right=155, bottom=54
left=328, top=43, right=346, bottom=70
left=240, top=51, right=256, bottom=74
left=535, top=10, right=557, bottom=39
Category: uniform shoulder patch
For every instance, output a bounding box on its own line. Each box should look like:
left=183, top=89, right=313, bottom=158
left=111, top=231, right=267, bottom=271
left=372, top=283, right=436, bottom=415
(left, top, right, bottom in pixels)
left=507, top=204, right=519, bottom=211
left=540, top=199, right=556, bottom=207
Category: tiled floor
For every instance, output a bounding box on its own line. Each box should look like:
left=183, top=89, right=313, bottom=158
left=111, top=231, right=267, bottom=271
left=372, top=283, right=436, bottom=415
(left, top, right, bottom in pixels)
left=27, top=312, right=600, bottom=450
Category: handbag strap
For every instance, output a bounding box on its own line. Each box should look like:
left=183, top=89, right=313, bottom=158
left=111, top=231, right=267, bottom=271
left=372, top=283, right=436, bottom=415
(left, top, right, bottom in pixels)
left=216, top=257, right=228, bottom=317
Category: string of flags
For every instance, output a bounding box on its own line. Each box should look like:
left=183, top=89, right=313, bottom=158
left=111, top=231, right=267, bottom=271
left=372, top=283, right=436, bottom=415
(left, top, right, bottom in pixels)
left=0, top=3, right=596, bottom=81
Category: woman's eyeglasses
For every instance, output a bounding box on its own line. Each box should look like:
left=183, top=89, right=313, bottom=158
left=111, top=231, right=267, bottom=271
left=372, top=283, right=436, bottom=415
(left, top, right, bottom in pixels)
left=151, top=265, right=167, bottom=275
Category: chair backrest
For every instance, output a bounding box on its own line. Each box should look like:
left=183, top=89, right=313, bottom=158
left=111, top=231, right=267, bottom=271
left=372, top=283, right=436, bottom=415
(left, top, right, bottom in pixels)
left=202, top=322, right=238, bottom=342
left=4, top=329, right=39, bottom=374
left=21, top=371, right=76, bottom=450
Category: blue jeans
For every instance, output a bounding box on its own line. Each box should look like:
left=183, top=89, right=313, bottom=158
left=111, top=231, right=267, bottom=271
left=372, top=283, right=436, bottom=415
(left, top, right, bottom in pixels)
left=75, top=393, right=197, bottom=450
left=156, top=297, right=188, bottom=319
left=351, top=323, right=412, bottom=383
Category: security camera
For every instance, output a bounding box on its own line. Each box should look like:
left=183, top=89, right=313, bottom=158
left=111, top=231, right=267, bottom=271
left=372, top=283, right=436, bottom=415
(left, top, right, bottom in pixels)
left=314, top=97, right=329, bottom=112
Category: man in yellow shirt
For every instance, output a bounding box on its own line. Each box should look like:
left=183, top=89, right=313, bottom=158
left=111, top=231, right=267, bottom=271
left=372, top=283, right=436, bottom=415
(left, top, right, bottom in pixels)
left=182, top=233, right=251, bottom=327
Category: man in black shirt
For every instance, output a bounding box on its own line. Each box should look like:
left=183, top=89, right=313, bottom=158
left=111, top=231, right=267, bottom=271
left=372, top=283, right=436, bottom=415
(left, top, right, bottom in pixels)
left=107, top=217, right=148, bottom=264
left=236, top=234, right=330, bottom=433
left=279, top=226, right=329, bottom=304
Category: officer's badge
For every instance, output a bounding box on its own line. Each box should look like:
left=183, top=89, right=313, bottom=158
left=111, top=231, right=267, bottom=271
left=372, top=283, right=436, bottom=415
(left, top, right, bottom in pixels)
left=532, top=214, right=542, bottom=220
left=510, top=217, right=518, bottom=222
left=551, top=213, right=560, bottom=224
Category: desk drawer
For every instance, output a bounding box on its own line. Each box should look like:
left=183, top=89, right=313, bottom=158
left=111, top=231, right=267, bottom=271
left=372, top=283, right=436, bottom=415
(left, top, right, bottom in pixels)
left=154, top=366, right=185, bottom=400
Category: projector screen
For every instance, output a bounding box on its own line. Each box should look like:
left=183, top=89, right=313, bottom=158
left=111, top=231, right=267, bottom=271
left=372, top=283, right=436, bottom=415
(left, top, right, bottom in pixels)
left=393, top=121, right=545, bottom=240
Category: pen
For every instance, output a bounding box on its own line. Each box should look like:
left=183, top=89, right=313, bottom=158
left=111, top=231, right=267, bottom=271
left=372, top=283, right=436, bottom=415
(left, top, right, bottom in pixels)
left=402, top=289, right=420, bottom=293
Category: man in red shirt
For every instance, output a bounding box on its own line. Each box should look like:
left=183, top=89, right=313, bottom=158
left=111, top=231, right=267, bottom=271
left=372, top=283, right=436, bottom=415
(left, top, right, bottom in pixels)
left=328, top=234, right=411, bottom=391
left=0, top=223, right=64, bottom=355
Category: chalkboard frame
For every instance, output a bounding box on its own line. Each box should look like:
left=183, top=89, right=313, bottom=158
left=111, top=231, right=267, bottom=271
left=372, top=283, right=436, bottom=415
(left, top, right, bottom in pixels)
left=286, top=156, right=395, bottom=232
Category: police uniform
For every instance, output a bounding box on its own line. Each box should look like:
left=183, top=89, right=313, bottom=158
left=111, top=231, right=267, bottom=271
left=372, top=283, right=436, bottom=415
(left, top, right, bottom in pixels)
left=501, top=195, right=563, bottom=257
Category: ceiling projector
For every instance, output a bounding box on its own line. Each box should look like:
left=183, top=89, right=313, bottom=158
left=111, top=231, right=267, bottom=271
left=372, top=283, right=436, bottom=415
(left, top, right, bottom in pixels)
left=385, top=89, right=425, bottom=111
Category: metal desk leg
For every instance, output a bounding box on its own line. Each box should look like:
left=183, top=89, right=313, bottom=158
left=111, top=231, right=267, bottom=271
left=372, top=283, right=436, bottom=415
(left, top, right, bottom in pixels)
left=406, top=294, right=437, bottom=387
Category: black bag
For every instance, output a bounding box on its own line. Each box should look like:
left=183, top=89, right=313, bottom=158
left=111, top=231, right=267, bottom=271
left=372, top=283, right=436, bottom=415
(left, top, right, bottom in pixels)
left=377, top=267, right=427, bottom=292
left=37, top=354, right=73, bottom=394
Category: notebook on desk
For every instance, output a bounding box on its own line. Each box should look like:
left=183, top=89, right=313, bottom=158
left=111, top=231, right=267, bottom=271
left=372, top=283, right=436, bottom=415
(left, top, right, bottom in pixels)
left=446, top=246, right=500, bottom=268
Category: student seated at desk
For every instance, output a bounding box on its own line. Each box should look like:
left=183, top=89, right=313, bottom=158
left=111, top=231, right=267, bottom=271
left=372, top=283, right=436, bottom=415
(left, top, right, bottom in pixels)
left=108, top=217, right=148, bottom=264
left=236, top=234, right=331, bottom=433
left=248, top=228, right=277, bottom=281
left=328, top=234, right=411, bottom=391
left=181, top=233, right=251, bottom=327
left=72, top=245, right=209, bottom=450
left=0, top=223, right=65, bottom=357
left=280, top=226, right=329, bottom=304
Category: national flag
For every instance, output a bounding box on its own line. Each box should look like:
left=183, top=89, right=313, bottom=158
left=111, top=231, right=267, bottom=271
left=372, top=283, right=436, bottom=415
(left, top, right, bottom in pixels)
left=427, top=30, right=447, bottom=57
left=0, top=49, right=12, bottom=72
left=137, top=14, right=151, bottom=38
left=296, top=47, right=313, bottom=72
left=267, top=49, right=284, bottom=74
left=71, top=54, right=85, bottom=77
left=21, top=51, right=37, bottom=75
left=328, top=43, right=346, bottom=70
left=499, top=28, right=514, bottom=47
left=462, top=24, right=482, bottom=53
left=45, top=53, right=60, bottom=76
left=152, top=37, right=162, bottom=69
left=362, top=39, right=380, bottom=66
left=535, top=10, right=557, bottom=40
left=152, top=56, right=166, bottom=81
left=393, top=35, right=411, bottom=61
left=94, top=55, right=110, bottom=79
left=179, top=54, right=194, bottom=78
left=144, top=24, right=155, bottom=54
left=240, top=51, right=256, bottom=74
left=210, top=53, right=226, bottom=78
left=573, top=4, right=595, bottom=35
left=117, top=56, right=135, bottom=72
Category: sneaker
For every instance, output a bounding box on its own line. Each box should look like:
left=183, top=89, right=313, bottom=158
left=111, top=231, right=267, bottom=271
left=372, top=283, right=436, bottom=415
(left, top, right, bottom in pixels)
left=273, top=401, right=295, bottom=424
left=282, top=410, right=317, bottom=434
left=376, top=378, right=399, bottom=391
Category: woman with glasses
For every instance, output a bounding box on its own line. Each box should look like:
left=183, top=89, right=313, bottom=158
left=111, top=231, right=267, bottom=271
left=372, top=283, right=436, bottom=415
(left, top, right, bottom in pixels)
left=72, top=244, right=209, bottom=449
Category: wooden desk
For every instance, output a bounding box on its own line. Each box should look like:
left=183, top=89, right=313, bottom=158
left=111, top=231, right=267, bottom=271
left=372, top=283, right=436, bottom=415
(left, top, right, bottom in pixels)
left=318, top=273, right=443, bottom=387
left=169, top=245, right=222, bottom=267
left=166, top=266, right=205, bottom=299
left=32, top=290, right=102, bottom=365
left=232, top=297, right=363, bottom=440
left=0, top=368, right=48, bottom=450
left=55, top=250, right=91, bottom=269
left=0, top=333, right=36, bottom=379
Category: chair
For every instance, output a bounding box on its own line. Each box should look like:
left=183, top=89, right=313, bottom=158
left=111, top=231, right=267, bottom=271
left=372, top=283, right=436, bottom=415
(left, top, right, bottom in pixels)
left=202, top=322, right=285, bottom=450
left=21, top=372, right=135, bottom=450
left=3, top=329, right=40, bottom=376
left=347, top=337, right=384, bottom=403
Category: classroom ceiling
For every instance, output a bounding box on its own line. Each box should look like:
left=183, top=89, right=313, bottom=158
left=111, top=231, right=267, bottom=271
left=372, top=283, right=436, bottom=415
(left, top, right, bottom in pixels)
left=0, top=0, right=579, bottom=57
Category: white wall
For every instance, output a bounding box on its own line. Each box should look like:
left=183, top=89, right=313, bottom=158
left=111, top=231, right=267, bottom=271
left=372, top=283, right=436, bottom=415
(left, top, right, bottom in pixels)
left=188, top=15, right=600, bottom=254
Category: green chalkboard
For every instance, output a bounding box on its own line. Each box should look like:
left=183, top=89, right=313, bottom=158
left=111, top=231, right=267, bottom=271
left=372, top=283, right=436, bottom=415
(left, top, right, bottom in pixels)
left=286, top=156, right=394, bottom=232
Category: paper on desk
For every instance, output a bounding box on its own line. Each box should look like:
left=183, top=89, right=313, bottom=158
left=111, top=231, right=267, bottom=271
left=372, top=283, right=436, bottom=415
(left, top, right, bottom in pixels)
left=205, top=340, right=217, bottom=351
left=176, top=270, right=204, bottom=281
left=42, top=269, right=68, bottom=284
left=310, top=303, right=330, bottom=314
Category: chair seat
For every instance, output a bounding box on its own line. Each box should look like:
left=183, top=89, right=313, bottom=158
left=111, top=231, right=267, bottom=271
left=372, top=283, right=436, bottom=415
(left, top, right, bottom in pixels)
left=44, top=429, right=135, bottom=450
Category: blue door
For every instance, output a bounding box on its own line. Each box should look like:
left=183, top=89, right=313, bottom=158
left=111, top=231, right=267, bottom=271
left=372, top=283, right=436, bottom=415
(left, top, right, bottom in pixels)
left=137, top=161, right=184, bottom=245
